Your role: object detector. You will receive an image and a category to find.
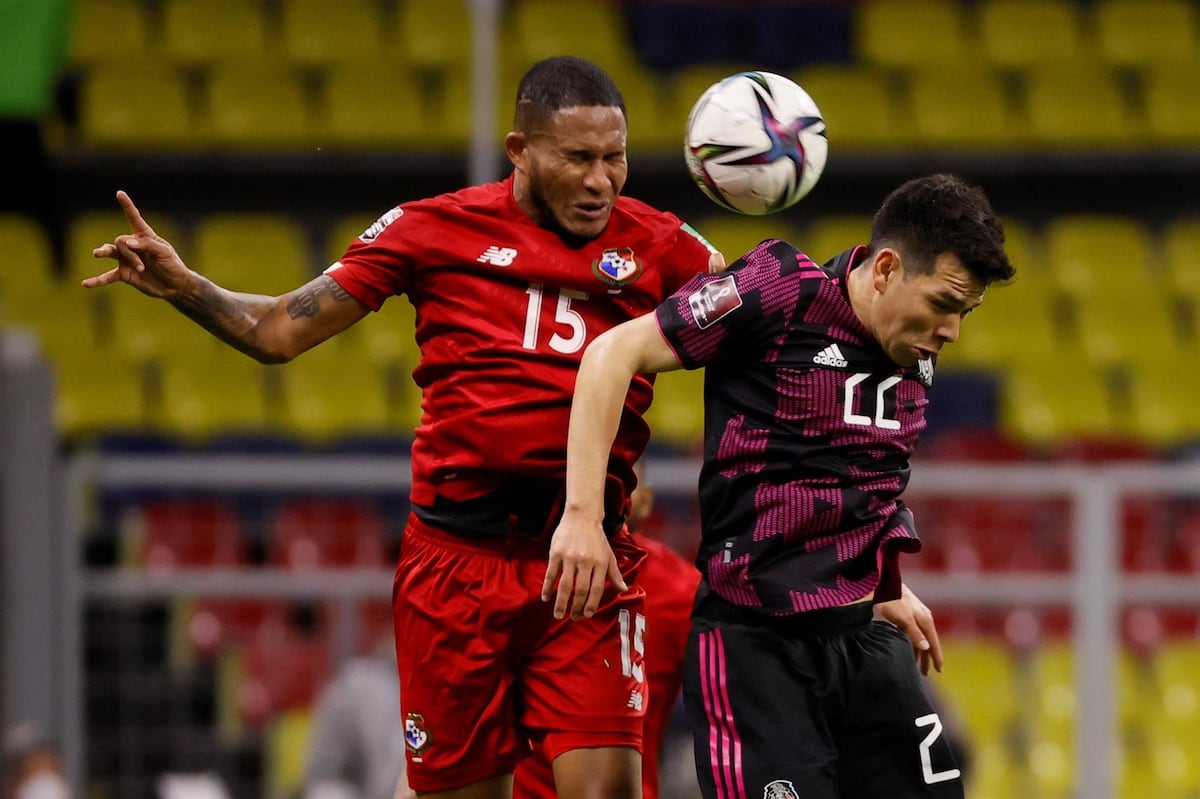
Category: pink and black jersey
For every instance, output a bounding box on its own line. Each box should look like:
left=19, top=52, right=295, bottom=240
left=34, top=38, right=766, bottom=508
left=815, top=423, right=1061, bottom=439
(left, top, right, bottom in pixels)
left=654, top=240, right=932, bottom=616
left=326, top=176, right=714, bottom=519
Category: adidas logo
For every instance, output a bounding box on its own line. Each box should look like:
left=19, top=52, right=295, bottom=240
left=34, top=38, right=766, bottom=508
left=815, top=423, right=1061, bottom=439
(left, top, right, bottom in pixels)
left=813, top=343, right=848, bottom=368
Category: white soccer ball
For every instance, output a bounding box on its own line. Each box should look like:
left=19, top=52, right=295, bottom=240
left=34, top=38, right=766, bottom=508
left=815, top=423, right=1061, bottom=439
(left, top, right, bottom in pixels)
left=684, top=71, right=828, bottom=216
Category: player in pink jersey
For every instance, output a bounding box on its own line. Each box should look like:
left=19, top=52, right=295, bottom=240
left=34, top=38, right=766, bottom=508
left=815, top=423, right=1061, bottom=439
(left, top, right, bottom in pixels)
left=551, top=175, right=1015, bottom=799
left=85, top=57, right=722, bottom=799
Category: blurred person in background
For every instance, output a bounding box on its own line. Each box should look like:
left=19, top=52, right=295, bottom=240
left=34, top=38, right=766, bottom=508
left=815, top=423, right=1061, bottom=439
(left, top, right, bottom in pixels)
left=85, top=55, right=723, bottom=799
left=302, top=632, right=409, bottom=799
left=2, top=722, right=71, bottom=799
left=549, top=174, right=1014, bottom=799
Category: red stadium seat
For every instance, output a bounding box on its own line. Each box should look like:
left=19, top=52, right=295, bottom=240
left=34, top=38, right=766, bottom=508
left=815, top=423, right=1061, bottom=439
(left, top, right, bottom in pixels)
left=132, top=498, right=247, bottom=571
left=126, top=498, right=276, bottom=656
left=269, top=498, right=389, bottom=569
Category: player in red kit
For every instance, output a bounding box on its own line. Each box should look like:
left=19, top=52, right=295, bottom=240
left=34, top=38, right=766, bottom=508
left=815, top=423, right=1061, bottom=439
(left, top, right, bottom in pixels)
left=85, top=57, right=722, bottom=799
left=514, top=465, right=700, bottom=799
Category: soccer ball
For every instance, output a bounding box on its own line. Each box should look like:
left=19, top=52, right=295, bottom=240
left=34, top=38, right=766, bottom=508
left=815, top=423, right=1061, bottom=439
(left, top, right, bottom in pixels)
left=684, top=71, right=828, bottom=216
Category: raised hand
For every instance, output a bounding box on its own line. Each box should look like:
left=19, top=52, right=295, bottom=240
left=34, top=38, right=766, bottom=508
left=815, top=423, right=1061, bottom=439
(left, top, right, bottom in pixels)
left=83, top=190, right=193, bottom=300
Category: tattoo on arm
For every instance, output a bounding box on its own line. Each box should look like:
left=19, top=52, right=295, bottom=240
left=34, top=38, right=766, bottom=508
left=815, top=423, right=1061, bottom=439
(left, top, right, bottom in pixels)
left=287, top=276, right=352, bottom=319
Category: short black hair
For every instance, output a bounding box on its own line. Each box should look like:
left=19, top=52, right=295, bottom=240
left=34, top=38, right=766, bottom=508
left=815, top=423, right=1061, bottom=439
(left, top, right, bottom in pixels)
left=513, top=56, right=626, bottom=133
left=868, top=174, right=1015, bottom=286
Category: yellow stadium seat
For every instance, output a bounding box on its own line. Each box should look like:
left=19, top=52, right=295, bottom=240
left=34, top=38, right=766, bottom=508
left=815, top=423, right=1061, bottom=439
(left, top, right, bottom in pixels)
left=507, top=0, right=639, bottom=71
left=853, top=0, right=972, bottom=69
left=1021, top=63, right=1141, bottom=148
left=4, top=287, right=102, bottom=367
left=53, top=347, right=150, bottom=439
left=1001, top=358, right=1119, bottom=444
left=191, top=213, right=314, bottom=293
left=350, top=298, right=421, bottom=369
left=321, top=58, right=432, bottom=148
left=1043, top=215, right=1153, bottom=302
left=432, top=64, right=504, bottom=147
left=1154, top=640, right=1200, bottom=738
left=792, top=65, right=908, bottom=150
left=0, top=214, right=57, bottom=314
left=155, top=348, right=271, bottom=442
left=201, top=60, right=316, bottom=150
left=1093, top=0, right=1199, bottom=69
left=801, top=214, right=873, bottom=265
left=274, top=343, right=393, bottom=442
left=692, top=215, right=802, bottom=266
left=1162, top=216, right=1200, bottom=306
left=279, top=0, right=384, bottom=67
left=645, top=368, right=705, bottom=452
left=999, top=217, right=1039, bottom=274
left=264, top=708, right=313, bottom=799
left=906, top=65, right=1022, bottom=149
left=1070, top=285, right=1190, bottom=370
left=1141, top=63, right=1200, bottom=147
left=104, top=288, right=206, bottom=366
left=68, top=0, right=152, bottom=66
left=161, top=0, right=272, bottom=66
left=616, top=64, right=676, bottom=153
left=1125, top=362, right=1200, bottom=445
left=937, top=637, right=1020, bottom=742
left=976, top=0, right=1088, bottom=68
left=394, top=0, right=472, bottom=72
left=77, top=60, right=196, bottom=151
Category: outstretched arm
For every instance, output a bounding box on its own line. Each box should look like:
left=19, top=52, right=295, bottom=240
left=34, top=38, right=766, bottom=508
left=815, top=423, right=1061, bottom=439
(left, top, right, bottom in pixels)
left=85, top=190, right=367, bottom=363
left=543, top=312, right=684, bottom=620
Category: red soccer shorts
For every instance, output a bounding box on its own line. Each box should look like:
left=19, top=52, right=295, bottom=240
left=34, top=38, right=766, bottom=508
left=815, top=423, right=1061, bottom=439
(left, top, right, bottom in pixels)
left=393, top=513, right=648, bottom=793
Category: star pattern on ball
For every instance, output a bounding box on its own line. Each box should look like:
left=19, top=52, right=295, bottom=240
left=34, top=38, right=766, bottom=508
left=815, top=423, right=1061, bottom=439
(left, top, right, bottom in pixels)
left=726, top=89, right=823, bottom=173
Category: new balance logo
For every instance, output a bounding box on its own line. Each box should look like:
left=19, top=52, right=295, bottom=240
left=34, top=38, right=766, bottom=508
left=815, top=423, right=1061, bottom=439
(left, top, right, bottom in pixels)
left=626, top=690, right=644, bottom=712
left=477, top=245, right=518, bottom=266
left=813, top=344, right=848, bottom=367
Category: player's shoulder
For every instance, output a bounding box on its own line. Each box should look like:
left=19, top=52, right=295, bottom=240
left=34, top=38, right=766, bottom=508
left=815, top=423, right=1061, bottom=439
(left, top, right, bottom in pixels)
left=412, top=180, right=508, bottom=215
left=611, top=195, right=689, bottom=235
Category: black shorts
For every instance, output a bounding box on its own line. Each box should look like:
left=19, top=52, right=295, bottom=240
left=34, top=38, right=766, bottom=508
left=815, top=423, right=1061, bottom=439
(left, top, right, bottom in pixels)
left=683, top=594, right=964, bottom=799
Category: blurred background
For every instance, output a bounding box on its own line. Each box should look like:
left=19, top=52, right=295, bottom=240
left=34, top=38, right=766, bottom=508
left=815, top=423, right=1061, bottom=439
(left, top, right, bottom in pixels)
left=2, top=0, right=1200, bottom=798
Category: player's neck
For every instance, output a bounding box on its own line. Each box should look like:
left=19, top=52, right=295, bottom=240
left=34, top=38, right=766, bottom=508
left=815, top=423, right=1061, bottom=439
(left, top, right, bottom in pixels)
left=846, top=257, right=875, bottom=335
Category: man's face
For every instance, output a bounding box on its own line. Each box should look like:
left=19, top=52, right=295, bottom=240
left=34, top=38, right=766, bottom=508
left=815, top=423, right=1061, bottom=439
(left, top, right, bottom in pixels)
left=509, top=105, right=628, bottom=240
left=871, top=250, right=985, bottom=367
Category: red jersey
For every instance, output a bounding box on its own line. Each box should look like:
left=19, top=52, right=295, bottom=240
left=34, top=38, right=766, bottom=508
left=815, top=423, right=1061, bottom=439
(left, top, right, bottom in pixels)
left=326, top=176, right=713, bottom=512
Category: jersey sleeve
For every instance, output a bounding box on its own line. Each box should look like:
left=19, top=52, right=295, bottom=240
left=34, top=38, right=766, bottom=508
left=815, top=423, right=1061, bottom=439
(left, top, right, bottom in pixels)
left=322, top=205, right=420, bottom=311
left=664, top=219, right=721, bottom=293
left=654, top=239, right=808, bottom=369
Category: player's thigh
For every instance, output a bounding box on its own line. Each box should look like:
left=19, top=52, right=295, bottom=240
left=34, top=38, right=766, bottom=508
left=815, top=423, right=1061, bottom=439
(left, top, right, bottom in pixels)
left=837, top=622, right=965, bottom=799
left=522, top=581, right=647, bottom=752
left=682, top=620, right=841, bottom=799
left=393, top=523, right=527, bottom=789
left=551, top=746, right=641, bottom=799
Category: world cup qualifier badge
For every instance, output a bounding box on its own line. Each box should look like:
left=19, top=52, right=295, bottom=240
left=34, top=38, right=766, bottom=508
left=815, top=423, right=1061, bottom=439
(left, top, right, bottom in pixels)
left=404, top=712, right=431, bottom=758
left=592, top=247, right=644, bottom=287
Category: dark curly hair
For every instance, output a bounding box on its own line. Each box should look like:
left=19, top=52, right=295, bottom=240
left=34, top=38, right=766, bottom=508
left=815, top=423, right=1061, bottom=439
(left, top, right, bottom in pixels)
left=513, top=56, right=626, bottom=133
left=868, top=174, right=1015, bottom=286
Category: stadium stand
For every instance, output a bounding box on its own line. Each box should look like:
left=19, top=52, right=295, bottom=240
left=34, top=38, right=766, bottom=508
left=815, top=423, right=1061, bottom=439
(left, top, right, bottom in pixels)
left=160, top=0, right=272, bottom=67
left=1092, top=0, right=1198, bottom=69
left=76, top=60, right=196, bottom=151
left=66, top=0, right=152, bottom=67
left=853, top=0, right=973, bottom=69
left=975, top=0, right=1088, bottom=69
left=791, top=64, right=906, bottom=150
left=201, top=59, right=316, bottom=150
left=278, top=0, right=385, bottom=68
